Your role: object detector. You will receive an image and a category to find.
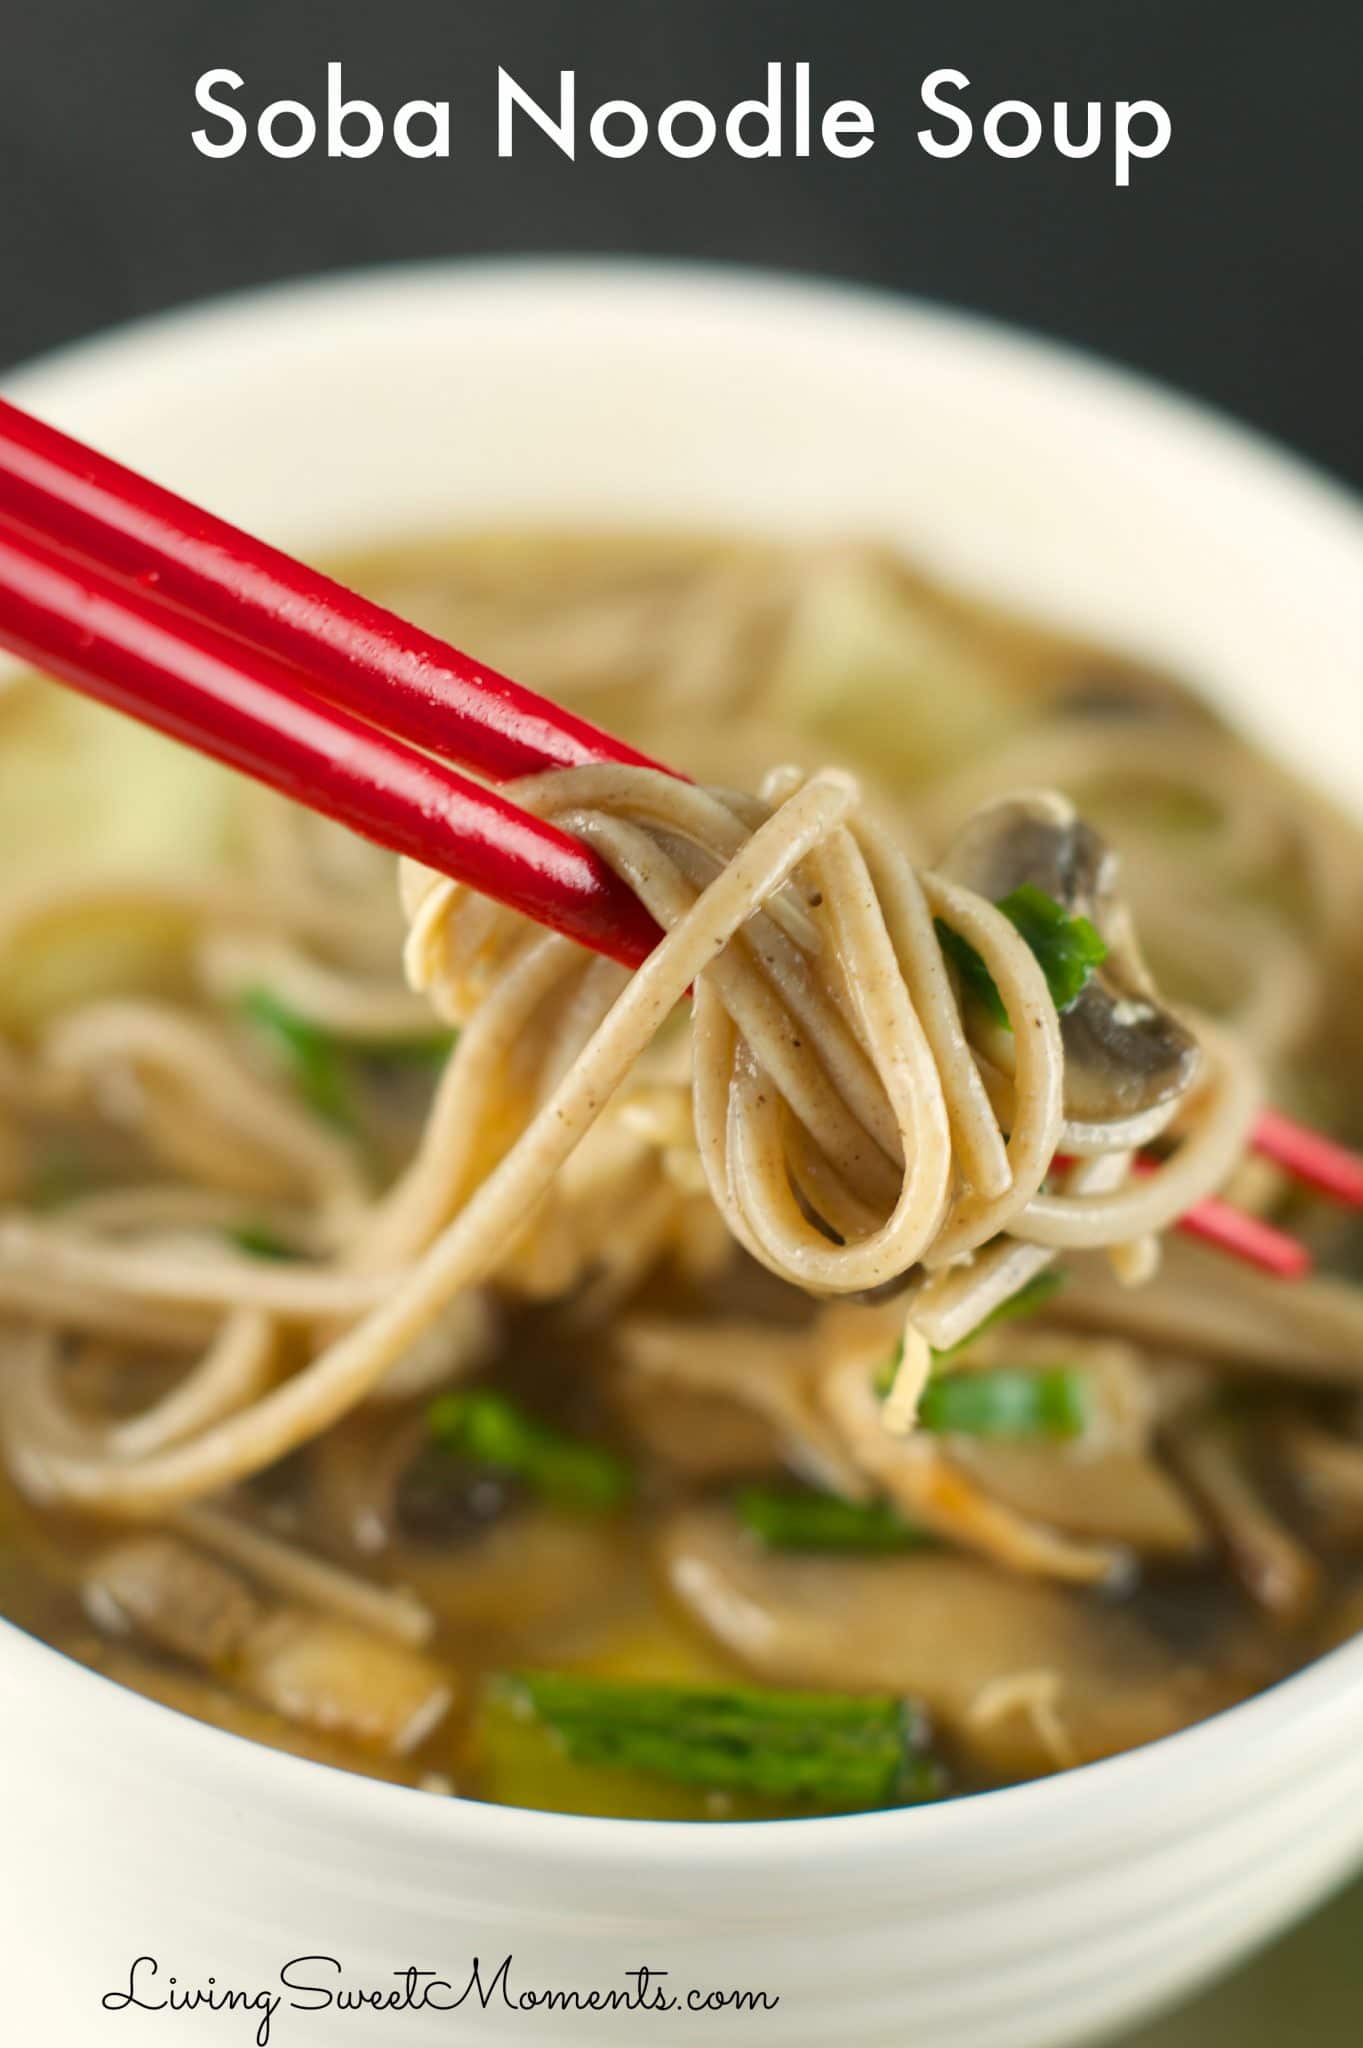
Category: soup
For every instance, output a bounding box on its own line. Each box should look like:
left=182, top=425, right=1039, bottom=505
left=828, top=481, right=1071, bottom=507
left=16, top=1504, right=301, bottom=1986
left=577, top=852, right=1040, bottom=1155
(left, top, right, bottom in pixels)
left=1, top=530, right=1360, bottom=1819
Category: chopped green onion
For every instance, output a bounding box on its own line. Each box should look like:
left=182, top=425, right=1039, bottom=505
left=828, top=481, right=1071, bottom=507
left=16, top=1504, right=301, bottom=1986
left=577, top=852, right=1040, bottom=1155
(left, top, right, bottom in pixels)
left=28, top=1143, right=87, bottom=1210
left=227, top=1223, right=300, bottom=1262
left=427, top=1390, right=633, bottom=1514
left=360, top=1030, right=457, bottom=1069
left=736, top=1482, right=926, bottom=1553
left=998, top=884, right=1109, bottom=1014
left=918, top=1365, right=1089, bottom=1440
left=934, top=919, right=1010, bottom=1027
left=875, top=1268, right=1068, bottom=1393
left=936, top=885, right=1108, bottom=1031
left=240, top=987, right=356, bottom=1131
left=494, top=1672, right=942, bottom=1810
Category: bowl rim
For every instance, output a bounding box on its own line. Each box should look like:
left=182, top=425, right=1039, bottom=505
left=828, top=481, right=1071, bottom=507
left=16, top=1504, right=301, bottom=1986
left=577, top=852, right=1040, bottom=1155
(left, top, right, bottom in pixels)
left=4, top=253, right=1363, bottom=1871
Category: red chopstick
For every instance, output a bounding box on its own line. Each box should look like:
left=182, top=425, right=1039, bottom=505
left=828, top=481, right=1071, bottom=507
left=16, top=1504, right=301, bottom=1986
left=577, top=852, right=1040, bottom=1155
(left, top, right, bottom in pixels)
left=0, top=397, right=669, bottom=788
left=1052, top=1151, right=1313, bottom=1278
left=1171, top=1195, right=1313, bottom=1278
left=1126, top=1158, right=1313, bottom=1279
left=0, top=517, right=660, bottom=969
left=1250, top=1106, right=1363, bottom=1207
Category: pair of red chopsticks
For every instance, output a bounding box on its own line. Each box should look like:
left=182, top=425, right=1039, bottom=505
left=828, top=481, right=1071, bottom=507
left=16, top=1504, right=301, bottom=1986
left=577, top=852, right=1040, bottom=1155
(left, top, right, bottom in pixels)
left=0, top=396, right=1359, bottom=1280
left=0, top=398, right=667, bottom=970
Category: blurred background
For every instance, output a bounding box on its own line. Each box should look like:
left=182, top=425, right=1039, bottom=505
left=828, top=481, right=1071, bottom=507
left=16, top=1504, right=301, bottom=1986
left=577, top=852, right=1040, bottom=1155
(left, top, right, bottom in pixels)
left=1, top=0, right=1360, bottom=488
left=0, top=2, right=1360, bottom=2038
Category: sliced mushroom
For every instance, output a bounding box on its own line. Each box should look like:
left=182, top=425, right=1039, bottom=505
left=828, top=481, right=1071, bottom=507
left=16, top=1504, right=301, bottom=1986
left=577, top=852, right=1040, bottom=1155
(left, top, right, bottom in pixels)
left=948, top=1443, right=1206, bottom=1558
left=83, top=1535, right=262, bottom=1666
left=71, top=1641, right=433, bottom=1786
left=612, top=1377, right=787, bottom=1481
left=613, top=1315, right=867, bottom=1497
left=393, top=1443, right=530, bottom=1548
left=1168, top=1417, right=1321, bottom=1625
left=394, top=1504, right=642, bottom=1651
left=658, top=1507, right=1234, bottom=1781
left=940, top=789, right=1109, bottom=909
left=1278, top=1420, right=1363, bottom=1544
left=175, top=1502, right=434, bottom=1645
left=312, top=1403, right=528, bottom=1557
left=938, top=791, right=1199, bottom=1120
left=235, top=1610, right=453, bottom=1755
left=1056, top=1236, right=1363, bottom=1386
left=82, top=1532, right=454, bottom=1755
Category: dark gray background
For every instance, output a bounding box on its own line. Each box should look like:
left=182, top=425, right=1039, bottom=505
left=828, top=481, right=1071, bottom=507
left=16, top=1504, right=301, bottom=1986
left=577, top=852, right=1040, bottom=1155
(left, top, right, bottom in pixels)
left=1, top=1, right=1360, bottom=488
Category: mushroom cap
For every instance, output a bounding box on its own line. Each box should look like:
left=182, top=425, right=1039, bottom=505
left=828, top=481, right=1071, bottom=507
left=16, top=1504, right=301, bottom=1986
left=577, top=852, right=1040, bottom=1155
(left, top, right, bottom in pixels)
left=939, top=791, right=1200, bottom=1121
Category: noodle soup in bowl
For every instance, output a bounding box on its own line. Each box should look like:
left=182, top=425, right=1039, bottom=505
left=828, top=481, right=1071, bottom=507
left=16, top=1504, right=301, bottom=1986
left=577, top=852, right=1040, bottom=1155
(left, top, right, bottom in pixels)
left=3, top=261, right=1363, bottom=2047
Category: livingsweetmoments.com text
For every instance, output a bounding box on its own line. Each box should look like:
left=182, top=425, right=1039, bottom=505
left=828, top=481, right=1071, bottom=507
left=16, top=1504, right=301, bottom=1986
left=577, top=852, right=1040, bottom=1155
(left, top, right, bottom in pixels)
left=101, top=1955, right=781, bottom=2043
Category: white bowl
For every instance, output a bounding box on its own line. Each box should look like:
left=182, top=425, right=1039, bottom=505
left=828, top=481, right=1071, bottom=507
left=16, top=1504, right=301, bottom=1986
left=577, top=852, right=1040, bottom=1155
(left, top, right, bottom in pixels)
left=3, top=263, right=1363, bottom=2048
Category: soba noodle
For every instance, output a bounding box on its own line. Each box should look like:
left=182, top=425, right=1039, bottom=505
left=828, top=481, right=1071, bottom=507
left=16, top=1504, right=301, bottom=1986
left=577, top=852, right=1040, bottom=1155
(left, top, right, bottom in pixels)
left=0, top=754, right=1254, bottom=1515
